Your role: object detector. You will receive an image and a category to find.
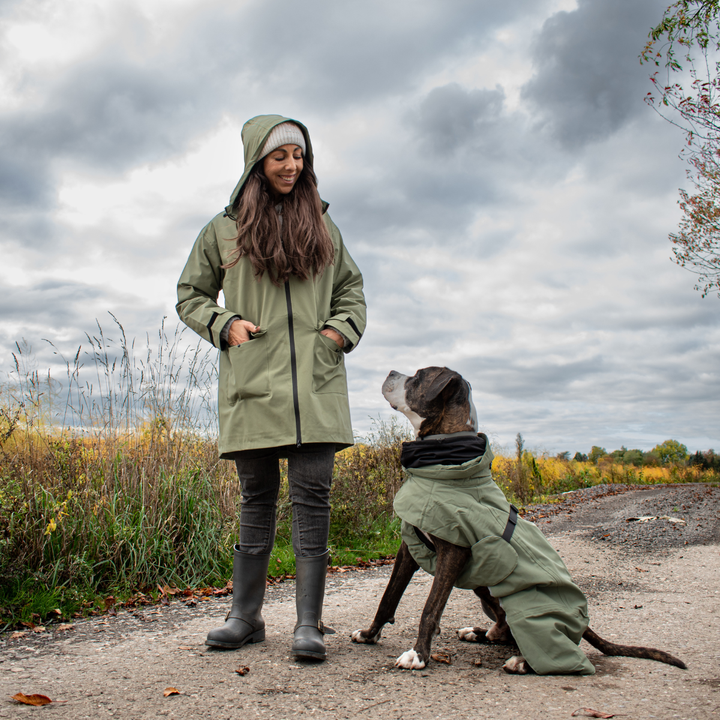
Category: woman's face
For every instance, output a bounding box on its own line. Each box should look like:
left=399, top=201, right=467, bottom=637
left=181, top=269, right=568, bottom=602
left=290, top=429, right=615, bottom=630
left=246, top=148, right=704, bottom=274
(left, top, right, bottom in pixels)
left=262, top=144, right=304, bottom=197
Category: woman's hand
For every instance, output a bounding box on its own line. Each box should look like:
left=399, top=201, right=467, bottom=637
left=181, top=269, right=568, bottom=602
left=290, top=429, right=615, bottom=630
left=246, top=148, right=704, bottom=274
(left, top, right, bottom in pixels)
left=228, top=319, right=259, bottom=346
left=320, top=327, right=343, bottom=348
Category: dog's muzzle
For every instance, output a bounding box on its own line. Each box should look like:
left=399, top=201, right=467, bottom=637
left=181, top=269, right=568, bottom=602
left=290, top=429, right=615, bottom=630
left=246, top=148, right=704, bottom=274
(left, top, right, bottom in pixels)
left=382, top=370, right=407, bottom=407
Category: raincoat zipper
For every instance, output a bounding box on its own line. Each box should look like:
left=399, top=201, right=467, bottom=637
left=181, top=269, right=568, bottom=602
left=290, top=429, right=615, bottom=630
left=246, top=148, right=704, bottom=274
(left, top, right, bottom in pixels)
left=284, top=281, right=302, bottom=446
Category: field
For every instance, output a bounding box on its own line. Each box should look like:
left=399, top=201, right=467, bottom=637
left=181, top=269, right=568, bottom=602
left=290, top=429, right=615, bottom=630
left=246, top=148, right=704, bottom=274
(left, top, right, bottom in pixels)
left=1, top=322, right=717, bottom=629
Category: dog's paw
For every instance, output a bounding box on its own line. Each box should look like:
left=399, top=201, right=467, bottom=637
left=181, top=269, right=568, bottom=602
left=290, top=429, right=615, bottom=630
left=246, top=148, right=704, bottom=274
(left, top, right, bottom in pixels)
left=351, top=629, right=380, bottom=644
left=395, top=649, right=426, bottom=670
left=457, top=627, right=479, bottom=642
left=503, top=655, right=531, bottom=674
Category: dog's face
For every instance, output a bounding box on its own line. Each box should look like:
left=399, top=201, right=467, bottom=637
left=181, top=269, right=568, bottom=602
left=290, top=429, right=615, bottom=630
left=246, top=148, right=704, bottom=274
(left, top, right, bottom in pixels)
left=382, top=366, right=478, bottom=438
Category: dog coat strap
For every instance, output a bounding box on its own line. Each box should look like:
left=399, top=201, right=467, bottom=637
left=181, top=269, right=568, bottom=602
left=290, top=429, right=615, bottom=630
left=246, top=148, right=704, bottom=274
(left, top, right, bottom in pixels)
left=501, top=505, right=519, bottom=543
left=413, top=526, right=437, bottom=553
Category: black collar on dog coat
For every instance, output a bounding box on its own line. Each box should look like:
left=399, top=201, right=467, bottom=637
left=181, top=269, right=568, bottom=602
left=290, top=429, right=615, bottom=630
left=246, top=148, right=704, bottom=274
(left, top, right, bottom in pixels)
left=401, top=432, right=487, bottom=469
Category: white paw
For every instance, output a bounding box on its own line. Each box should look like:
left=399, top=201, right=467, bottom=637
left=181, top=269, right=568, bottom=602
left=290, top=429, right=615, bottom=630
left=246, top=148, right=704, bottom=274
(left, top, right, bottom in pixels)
left=395, top=649, right=426, bottom=670
left=351, top=629, right=380, bottom=644
left=503, top=655, right=530, bottom=674
left=457, top=627, right=478, bottom=642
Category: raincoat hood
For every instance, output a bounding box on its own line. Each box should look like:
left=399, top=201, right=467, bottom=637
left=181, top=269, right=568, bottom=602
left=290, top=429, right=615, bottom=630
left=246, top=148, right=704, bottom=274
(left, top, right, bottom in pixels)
left=226, top=114, right=314, bottom=215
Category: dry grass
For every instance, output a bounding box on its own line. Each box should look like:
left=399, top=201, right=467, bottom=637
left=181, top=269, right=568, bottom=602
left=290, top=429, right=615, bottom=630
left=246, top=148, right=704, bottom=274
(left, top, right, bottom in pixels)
left=0, top=319, right=407, bottom=625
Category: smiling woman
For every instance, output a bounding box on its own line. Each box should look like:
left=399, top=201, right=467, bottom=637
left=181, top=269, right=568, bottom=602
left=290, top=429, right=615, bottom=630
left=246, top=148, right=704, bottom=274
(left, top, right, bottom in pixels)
left=263, top=144, right=304, bottom=196
left=176, top=114, right=367, bottom=663
left=223, top=121, right=334, bottom=287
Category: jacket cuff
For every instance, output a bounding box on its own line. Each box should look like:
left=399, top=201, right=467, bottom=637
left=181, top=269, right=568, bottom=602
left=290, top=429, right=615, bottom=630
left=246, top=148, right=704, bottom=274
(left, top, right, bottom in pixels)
left=208, top=311, right=239, bottom=349
left=323, top=317, right=362, bottom=352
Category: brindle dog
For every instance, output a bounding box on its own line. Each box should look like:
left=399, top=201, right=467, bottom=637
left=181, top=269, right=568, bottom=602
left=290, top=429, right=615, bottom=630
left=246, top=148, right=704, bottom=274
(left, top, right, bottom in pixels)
left=352, top=367, right=687, bottom=673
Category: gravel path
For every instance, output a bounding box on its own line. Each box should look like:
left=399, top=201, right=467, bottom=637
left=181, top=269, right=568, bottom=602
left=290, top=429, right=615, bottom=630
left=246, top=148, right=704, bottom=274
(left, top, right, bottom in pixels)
left=1, top=482, right=718, bottom=719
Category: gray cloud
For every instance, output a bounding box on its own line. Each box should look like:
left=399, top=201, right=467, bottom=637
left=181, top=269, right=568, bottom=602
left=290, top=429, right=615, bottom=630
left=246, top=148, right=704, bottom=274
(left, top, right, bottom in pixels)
left=522, top=0, right=668, bottom=148
left=0, top=279, right=105, bottom=323
left=0, top=278, right=165, bottom=355
left=412, top=83, right=506, bottom=155
left=0, top=0, right=540, bottom=223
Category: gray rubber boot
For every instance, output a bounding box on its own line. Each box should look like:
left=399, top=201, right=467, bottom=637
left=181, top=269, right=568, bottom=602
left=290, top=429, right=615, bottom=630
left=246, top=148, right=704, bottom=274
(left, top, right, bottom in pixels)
left=205, top=546, right=270, bottom=649
left=292, top=551, right=335, bottom=660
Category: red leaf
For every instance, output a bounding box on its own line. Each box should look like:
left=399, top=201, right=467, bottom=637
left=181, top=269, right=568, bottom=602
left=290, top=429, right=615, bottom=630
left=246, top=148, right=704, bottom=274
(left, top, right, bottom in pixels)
left=430, top=651, right=452, bottom=664
left=571, top=708, right=615, bottom=718
left=12, top=693, right=52, bottom=706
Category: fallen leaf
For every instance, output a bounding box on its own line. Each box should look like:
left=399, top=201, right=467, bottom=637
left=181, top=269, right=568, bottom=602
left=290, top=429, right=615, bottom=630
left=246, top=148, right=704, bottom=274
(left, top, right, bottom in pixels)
left=178, top=646, right=194, bottom=650
left=32, top=626, right=46, bottom=633
left=235, top=666, right=250, bottom=676
left=163, top=687, right=181, bottom=697
left=12, top=693, right=52, bottom=706
left=56, top=624, right=75, bottom=632
left=570, top=708, right=615, bottom=718
left=430, top=651, right=452, bottom=664
left=10, top=631, right=27, bottom=640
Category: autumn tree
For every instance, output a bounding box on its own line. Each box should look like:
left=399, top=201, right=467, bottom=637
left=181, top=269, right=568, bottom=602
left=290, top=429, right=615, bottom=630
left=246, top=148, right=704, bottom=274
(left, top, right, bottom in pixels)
left=652, top=438, right=689, bottom=464
left=643, top=0, right=720, bottom=297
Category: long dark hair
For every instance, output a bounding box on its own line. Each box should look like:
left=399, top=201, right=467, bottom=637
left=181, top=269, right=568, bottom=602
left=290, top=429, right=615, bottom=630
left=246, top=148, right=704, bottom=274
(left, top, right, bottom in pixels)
left=223, top=161, right=335, bottom=285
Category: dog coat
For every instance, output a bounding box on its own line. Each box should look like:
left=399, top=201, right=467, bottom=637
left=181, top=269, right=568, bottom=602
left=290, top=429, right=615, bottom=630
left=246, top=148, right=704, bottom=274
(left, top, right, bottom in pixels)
left=393, top=433, right=595, bottom=675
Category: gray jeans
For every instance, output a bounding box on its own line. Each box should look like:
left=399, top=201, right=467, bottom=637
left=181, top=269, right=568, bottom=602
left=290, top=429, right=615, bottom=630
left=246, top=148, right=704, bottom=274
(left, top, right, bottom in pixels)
left=233, top=444, right=336, bottom=557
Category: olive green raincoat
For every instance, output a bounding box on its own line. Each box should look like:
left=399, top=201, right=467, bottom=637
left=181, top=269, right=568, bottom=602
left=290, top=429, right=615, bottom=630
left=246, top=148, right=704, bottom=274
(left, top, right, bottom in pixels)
left=394, top=440, right=595, bottom=675
left=176, top=115, right=366, bottom=457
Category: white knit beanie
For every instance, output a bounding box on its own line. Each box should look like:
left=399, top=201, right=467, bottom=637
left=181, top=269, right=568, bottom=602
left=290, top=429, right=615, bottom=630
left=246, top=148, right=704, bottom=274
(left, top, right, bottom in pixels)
left=259, top=122, right=306, bottom=158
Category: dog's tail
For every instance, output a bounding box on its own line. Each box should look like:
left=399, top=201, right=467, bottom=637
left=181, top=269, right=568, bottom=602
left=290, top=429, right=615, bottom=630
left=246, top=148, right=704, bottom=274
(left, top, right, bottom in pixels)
left=582, top=627, right=687, bottom=669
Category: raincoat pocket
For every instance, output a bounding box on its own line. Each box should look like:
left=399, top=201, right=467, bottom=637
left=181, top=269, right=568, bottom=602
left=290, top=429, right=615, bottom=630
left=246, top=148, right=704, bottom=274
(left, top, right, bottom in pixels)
left=457, top=535, right=518, bottom=589
left=227, top=329, right=270, bottom=401
left=312, top=331, right=346, bottom=394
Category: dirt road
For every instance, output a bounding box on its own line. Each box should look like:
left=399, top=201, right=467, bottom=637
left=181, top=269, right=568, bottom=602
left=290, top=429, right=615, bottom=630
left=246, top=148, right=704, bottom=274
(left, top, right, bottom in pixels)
left=1, top=483, right=718, bottom=719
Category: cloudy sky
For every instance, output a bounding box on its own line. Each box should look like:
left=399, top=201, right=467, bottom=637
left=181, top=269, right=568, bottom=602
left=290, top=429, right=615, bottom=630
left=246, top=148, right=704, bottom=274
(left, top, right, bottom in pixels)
left=1, top=0, right=718, bottom=455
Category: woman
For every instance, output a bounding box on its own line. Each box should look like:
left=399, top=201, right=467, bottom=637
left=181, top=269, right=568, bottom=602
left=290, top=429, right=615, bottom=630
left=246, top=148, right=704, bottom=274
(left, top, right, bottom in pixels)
left=176, top=115, right=366, bottom=661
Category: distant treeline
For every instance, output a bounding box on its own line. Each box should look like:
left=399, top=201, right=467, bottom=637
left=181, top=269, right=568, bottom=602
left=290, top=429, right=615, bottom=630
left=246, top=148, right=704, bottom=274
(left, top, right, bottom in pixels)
left=562, top=439, right=719, bottom=469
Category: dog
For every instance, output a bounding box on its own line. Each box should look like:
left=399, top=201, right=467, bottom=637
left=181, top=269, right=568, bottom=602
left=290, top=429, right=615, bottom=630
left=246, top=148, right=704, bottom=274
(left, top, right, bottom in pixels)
left=351, top=367, right=686, bottom=674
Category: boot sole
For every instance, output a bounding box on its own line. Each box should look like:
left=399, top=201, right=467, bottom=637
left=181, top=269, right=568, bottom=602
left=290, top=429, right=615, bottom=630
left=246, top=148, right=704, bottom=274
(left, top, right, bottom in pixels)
left=205, top=629, right=265, bottom=649
left=293, top=649, right=326, bottom=660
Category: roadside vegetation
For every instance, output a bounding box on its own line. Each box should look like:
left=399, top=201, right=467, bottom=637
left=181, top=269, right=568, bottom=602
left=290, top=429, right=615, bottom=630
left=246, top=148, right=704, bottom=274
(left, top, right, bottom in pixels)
left=1, top=320, right=717, bottom=630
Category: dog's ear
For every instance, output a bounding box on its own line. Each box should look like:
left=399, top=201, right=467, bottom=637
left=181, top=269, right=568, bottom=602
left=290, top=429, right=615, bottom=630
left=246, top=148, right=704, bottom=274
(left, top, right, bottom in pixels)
left=425, top=368, right=462, bottom=405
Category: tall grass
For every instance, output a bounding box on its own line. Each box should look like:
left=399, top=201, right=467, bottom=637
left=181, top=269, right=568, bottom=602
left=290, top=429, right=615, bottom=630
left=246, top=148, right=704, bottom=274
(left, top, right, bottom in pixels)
left=0, top=319, right=407, bottom=626
left=0, top=319, right=240, bottom=624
